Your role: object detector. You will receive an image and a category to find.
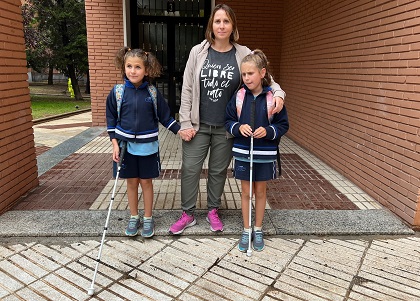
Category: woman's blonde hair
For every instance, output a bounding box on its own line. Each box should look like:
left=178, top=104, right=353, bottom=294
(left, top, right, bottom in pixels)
left=205, top=4, right=239, bottom=44
left=115, top=47, right=162, bottom=83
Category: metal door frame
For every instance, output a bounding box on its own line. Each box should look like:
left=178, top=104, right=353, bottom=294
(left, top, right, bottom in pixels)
left=127, top=0, right=211, bottom=116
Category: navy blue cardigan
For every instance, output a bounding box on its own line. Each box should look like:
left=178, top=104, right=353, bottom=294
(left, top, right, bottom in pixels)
left=225, top=86, right=289, bottom=161
left=106, top=80, right=180, bottom=143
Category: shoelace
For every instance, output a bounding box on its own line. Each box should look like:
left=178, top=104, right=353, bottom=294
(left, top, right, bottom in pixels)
left=208, top=211, right=220, bottom=222
left=143, top=220, right=152, bottom=230
left=254, top=232, right=263, bottom=243
left=180, top=212, right=191, bottom=223
left=241, top=232, right=249, bottom=243
left=128, top=219, right=138, bottom=228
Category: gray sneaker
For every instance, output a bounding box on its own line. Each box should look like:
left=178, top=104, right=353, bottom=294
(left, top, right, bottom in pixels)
left=141, top=218, right=155, bottom=238
left=238, top=230, right=251, bottom=252
left=252, top=230, right=265, bottom=251
left=125, top=217, right=140, bottom=236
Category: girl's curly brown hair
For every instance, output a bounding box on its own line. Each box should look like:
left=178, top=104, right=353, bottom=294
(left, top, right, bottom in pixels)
left=115, top=47, right=162, bottom=83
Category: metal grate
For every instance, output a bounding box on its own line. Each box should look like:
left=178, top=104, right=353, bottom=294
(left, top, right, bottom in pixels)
left=137, top=0, right=205, bottom=17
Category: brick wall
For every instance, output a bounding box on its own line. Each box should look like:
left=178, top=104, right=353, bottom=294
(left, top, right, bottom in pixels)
left=0, top=0, right=38, bottom=212
left=85, top=0, right=124, bottom=126
left=280, top=0, right=420, bottom=226
left=218, top=0, right=283, bottom=81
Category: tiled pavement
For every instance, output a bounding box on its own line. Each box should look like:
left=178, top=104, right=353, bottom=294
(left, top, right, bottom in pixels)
left=1, top=234, right=420, bottom=300
left=1, top=111, right=419, bottom=301
left=19, top=112, right=379, bottom=211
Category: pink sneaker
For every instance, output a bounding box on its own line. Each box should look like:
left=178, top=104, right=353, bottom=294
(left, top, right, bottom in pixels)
left=206, top=209, right=224, bottom=232
left=169, top=212, right=196, bottom=234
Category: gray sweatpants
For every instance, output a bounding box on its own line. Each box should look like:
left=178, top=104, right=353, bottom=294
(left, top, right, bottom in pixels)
left=181, top=124, right=234, bottom=215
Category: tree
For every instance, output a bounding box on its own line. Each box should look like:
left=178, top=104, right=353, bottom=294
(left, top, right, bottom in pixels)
left=22, top=2, right=52, bottom=76
left=22, top=0, right=89, bottom=100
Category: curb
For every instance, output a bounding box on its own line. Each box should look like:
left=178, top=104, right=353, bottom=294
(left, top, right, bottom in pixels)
left=32, top=108, right=92, bottom=125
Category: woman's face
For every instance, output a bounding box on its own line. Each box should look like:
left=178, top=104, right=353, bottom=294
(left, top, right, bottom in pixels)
left=212, top=9, right=233, bottom=42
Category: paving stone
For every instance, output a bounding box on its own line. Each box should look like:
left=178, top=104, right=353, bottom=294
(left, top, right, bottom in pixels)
left=1, top=295, right=22, bottom=301
left=209, top=265, right=267, bottom=292
left=0, top=259, right=36, bottom=285
left=276, top=277, right=344, bottom=301
left=0, top=246, right=14, bottom=259
left=130, top=269, right=183, bottom=297
left=14, top=287, right=51, bottom=301
left=352, top=281, right=418, bottom=301
left=21, top=248, right=61, bottom=272
left=264, top=290, right=303, bottom=301
left=184, top=283, right=236, bottom=301
left=0, top=275, right=20, bottom=298
left=195, top=277, right=257, bottom=301
left=8, top=254, right=50, bottom=279
left=42, top=273, right=87, bottom=300
left=202, top=272, right=262, bottom=300
left=109, top=280, right=173, bottom=301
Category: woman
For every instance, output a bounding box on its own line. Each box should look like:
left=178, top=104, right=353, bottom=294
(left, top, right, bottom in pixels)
left=169, top=4, right=285, bottom=235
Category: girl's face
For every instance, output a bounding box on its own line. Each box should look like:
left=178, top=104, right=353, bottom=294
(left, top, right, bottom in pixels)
left=241, top=61, right=266, bottom=95
left=125, top=56, right=147, bottom=88
left=212, top=9, right=233, bottom=42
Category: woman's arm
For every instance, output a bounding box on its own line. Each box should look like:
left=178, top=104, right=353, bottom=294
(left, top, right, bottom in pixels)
left=178, top=46, right=197, bottom=130
left=268, top=77, right=286, bottom=114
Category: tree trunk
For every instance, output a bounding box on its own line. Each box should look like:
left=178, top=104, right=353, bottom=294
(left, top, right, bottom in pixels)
left=48, top=66, right=53, bottom=85
left=85, top=70, right=90, bottom=94
left=68, top=64, right=83, bottom=100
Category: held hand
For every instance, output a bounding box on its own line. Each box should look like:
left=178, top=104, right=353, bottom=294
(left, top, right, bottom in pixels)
left=178, top=130, right=189, bottom=141
left=272, top=96, right=284, bottom=114
left=179, top=129, right=197, bottom=141
left=253, top=127, right=267, bottom=139
left=239, top=124, right=253, bottom=137
left=189, top=129, right=197, bottom=139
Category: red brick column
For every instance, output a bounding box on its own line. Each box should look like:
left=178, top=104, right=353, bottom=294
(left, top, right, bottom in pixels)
left=85, top=0, right=125, bottom=126
left=0, top=0, right=38, bottom=213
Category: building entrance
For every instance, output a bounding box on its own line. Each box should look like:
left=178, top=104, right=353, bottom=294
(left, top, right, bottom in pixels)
left=130, top=0, right=211, bottom=116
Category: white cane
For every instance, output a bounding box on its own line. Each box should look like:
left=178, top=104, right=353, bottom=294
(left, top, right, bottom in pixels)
left=87, top=141, right=127, bottom=296
left=247, top=100, right=256, bottom=257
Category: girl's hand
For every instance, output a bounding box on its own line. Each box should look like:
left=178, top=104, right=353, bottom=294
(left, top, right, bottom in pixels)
left=272, top=96, right=284, bottom=114
left=112, top=145, right=120, bottom=163
left=111, top=139, right=120, bottom=162
left=239, top=124, right=253, bottom=137
left=179, top=129, right=196, bottom=141
left=253, top=127, right=267, bottom=139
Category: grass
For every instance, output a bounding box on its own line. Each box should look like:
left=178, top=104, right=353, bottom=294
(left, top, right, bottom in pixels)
left=31, top=95, right=91, bottom=120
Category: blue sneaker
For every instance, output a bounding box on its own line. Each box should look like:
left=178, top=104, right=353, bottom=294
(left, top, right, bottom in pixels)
left=125, top=217, right=140, bottom=236
left=252, top=230, right=265, bottom=251
left=141, top=218, right=155, bottom=238
left=238, top=230, right=251, bottom=252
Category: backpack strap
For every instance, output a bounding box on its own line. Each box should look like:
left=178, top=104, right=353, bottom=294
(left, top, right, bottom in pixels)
left=235, top=87, right=246, bottom=120
left=235, top=87, right=274, bottom=123
left=147, top=84, right=158, bottom=121
left=114, top=83, right=159, bottom=121
left=114, top=84, right=124, bottom=122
